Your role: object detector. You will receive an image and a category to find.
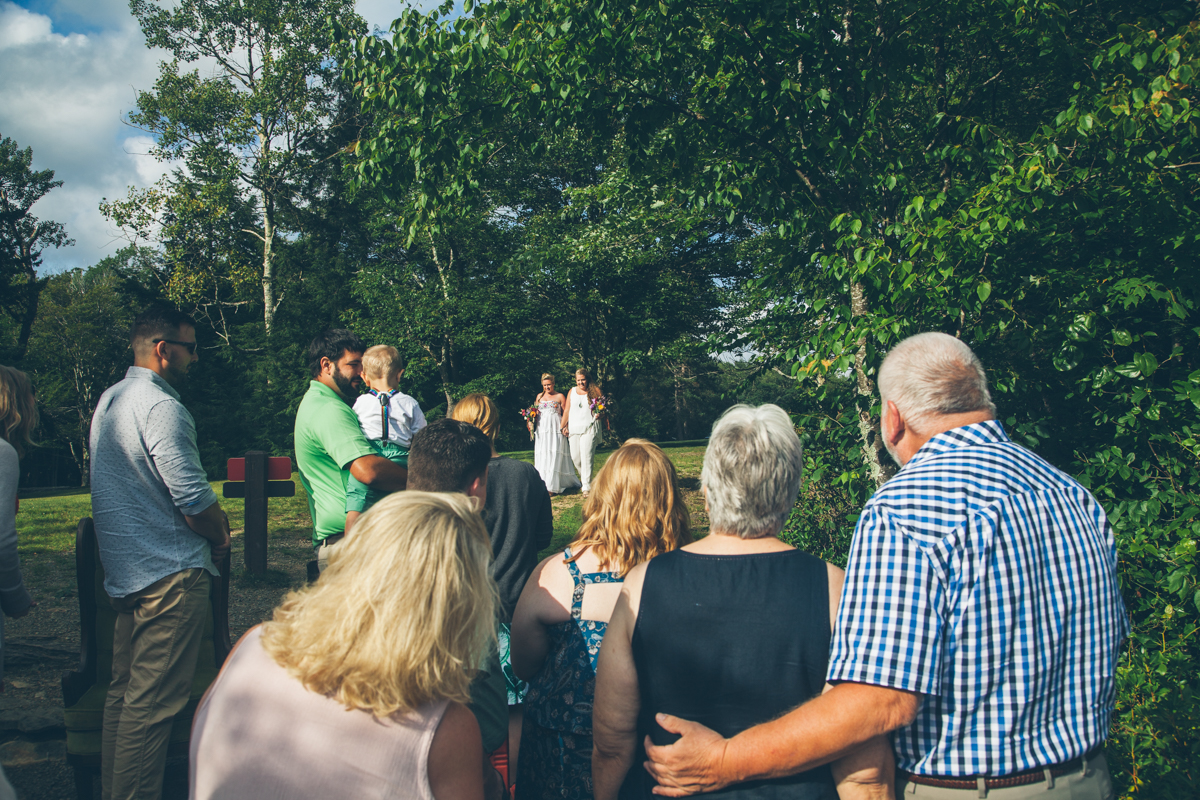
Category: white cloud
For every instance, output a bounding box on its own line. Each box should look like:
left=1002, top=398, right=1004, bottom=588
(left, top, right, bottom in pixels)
left=124, top=135, right=172, bottom=187
left=0, top=0, right=462, bottom=273
left=0, top=3, right=56, bottom=48
left=0, top=1, right=166, bottom=272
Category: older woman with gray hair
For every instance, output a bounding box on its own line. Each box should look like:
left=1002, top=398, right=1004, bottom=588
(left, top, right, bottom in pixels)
left=591, top=404, right=893, bottom=800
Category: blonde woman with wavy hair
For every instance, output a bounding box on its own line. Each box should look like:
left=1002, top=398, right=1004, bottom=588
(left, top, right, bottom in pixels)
left=0, top=365, right=36, bottom=691
left=191, top=491, right=498, bottom=800
left=510, top=439, right=690, bottom=800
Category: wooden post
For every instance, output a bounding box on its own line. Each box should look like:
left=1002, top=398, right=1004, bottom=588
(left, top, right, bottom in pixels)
left=244, top=450, right=268, bottom=575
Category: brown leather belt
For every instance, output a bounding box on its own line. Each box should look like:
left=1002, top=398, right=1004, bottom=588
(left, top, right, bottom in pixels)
left=900, top=747, right=1102, bottom=791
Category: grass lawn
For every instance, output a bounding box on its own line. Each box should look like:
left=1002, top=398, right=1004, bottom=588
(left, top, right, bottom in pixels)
left=16, top=443, right=708, bottom=574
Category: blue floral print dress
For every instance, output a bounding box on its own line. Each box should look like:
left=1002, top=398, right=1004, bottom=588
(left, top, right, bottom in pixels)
left=515, top=548, right=624, bottom=800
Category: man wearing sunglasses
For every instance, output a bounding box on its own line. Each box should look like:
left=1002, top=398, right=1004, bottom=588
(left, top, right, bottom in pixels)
left=90, top=305, right=231, bottom=800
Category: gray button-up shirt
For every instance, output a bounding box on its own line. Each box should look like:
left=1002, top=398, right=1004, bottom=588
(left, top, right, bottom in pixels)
left=89, top=366, right=219, bottom=598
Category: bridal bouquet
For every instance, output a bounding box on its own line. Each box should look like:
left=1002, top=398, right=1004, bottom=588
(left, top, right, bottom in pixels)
left=518, top=405, right=539, bottom=439
left=589, top=395, right=609, bottom=417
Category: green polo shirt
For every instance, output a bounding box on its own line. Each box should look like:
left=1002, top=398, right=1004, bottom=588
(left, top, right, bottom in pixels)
left=294, top=381, right=376, bottom=546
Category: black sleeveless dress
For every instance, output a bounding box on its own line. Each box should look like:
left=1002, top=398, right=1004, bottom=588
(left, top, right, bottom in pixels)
left=621, top=548, right=838, bottom=800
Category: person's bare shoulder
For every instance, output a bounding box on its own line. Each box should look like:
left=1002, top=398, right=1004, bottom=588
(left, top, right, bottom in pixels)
left=428, top=701, right=483, bottom=800
left=826, top=561, right=846, bottom=631
left=618, top=560, right=652, bottom=620
left=524, top=552, right=574, bottom=624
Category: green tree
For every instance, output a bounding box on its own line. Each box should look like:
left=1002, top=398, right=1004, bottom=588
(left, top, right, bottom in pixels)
left=342, top=0, right=1200, bottom=793
left=512, top=161, right=748, bottom=416
left=24, top=250, right=147, bottom=482
left=103, top=169, right=266, bottom=349
left=353, top=202, right=537, bottom=416
left=124, top=0, right=367, bottom=335
left=0, top=134, right=73, bottom=362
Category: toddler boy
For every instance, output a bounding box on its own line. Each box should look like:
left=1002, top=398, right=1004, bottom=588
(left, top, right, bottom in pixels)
left=345, top=345, right=426, bottom=532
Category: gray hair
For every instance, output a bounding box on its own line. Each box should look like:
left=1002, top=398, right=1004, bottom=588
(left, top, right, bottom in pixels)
left=701, top=404, right=804, bottom=539
left=877, top=332, right=995, bottom=434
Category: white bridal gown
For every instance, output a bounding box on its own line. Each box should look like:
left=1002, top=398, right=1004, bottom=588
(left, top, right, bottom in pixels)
left=534, top=400, right=581, bottom=493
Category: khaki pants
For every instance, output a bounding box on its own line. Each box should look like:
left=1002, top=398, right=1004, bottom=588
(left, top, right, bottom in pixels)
left=102, top=568, right=210, bottom=800
left=899, top=752, right=1115, bottom=799
left=315, top=533, right=344, bottom=574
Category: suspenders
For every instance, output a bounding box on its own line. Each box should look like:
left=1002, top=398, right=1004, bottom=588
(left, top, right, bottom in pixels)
left=368, top=388, right=400, bottom=442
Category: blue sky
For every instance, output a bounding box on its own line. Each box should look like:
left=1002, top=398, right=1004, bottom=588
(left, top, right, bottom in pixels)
left=0, top=0, right=440, bottom=273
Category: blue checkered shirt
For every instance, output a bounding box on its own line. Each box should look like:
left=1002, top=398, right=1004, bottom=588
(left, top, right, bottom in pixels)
left=827, top=420, right=1129, bottom=776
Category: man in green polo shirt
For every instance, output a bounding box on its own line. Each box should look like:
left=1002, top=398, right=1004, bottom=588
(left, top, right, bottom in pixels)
left=294, top=329, right=407, bottom=569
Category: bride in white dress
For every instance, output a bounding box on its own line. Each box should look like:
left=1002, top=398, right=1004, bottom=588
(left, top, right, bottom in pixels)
left=532, top=374, right=581, bottom=495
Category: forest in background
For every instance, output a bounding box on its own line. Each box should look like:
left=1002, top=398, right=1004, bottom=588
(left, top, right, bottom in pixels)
left=2, top=0, right=1198, bottom=794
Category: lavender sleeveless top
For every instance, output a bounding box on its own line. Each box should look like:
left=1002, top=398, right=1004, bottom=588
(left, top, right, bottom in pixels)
left=190, top=626, right=448, bottom=800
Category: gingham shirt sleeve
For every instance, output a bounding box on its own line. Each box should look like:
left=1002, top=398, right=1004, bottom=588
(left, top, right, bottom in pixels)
left=827, top=505, right=947, bottom=696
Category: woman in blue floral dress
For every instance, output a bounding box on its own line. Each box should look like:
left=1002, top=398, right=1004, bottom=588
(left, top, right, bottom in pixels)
left=510, top=440, right=691, bottom=800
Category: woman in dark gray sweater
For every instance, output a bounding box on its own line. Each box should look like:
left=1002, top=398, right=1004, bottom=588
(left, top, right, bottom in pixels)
left=450, top=393, right=554, bottom=780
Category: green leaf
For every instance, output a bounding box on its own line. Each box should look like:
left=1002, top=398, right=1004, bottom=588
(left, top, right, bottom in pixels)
left=1113, top=329, right=1133, bottom=346
left=977, top=280, right=992, bottom=302
left=1133, top=52, right=1148, bottom=71
left=1067, top=313, right=1096, bottom=341
left=1115, top=362, right=1142, bottom=378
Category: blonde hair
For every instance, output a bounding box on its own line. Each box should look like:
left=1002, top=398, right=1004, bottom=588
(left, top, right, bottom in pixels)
left=575, top=368, right=602, bottom=400
left=540, top=373, right=554, bottom=384
left=362, top=345, right=404, bottom=380
left=260, top=492, right=497, bottom=717
left=449, top=393, right=500, bottom=443
left=0, top=366, right=38, bottom=459
left=569, top=439, right=690, bottom=575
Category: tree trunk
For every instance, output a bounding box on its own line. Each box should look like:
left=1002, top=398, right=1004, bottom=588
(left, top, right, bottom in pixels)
left=69, top=440, right=89, bottom=487
left=851, top=281, right=896, bottom=488
left=14, top=249, right=43, bottom=363
left=438, top=350, right=455, bottom=416
left=261, top=193, right=276, bottom=335
left=673, top=362, right=688, bottom=440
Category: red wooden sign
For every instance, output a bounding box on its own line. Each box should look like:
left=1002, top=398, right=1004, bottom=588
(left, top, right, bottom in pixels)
left=227, top=456, right=292, bottom=482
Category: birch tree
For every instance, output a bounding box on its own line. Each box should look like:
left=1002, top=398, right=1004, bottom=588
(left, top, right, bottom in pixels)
left=126, top=0, right=366, bottom=335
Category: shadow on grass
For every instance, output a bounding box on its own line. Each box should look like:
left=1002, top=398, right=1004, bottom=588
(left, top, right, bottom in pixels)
left=18, top=486, right=90, bottom=499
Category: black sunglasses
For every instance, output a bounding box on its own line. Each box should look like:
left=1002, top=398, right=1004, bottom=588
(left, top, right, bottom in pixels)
left=153, top=338, right=197, bottom=355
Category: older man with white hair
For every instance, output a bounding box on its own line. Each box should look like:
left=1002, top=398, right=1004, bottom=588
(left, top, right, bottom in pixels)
left=644, top=332, right=1129, bottom=800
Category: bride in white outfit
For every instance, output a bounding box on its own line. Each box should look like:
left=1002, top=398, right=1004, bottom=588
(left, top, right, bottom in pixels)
left=532, top=373, right=580, bottom=495
left=560, top=368, right=601, bottom=494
